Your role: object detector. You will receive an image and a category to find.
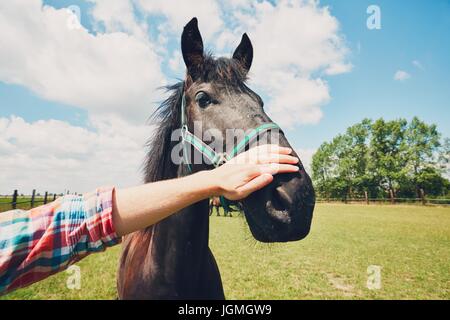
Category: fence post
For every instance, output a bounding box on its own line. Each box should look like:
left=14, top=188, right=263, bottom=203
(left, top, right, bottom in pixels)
left=44, top=191, right=48, bottom=204
left=365, top=191, right=369, bottom=205
left=12, top=190, right=18, bottom=209
left=31, top=189, right=36, bottom=208
left=53, top=194, right=56, bottom=201
left=420, top=188, right=426, bottom=206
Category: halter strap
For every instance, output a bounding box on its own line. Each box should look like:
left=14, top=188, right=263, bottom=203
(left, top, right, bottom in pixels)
left=180, top=92, right=282, bottom=210
left=180, top=93, right=281, bottom=170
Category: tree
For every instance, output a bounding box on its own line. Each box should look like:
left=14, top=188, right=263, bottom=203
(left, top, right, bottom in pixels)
left=369, top=118, right=409, bottom=200
left=311, top=117, right=449, bottom=201
left=311, top=141, right=334, bottom=199
left=312, top=119, right=372, bottom=200
left=344, top=119, right=372, bottom=196
left=438, top=137, right=450, bottom=177
left=405, top=117, right=441, bottom=197
left=416, top=167, right=449, bottom=197
left=312, top=136, right=352, bottom=200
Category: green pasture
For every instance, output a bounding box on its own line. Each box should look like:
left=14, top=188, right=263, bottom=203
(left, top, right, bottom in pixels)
left=0, top=196, right=55, bottom=211
left=2, top=204, right=449, bottom=300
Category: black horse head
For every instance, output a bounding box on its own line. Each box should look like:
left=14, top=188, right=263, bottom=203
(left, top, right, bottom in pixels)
left=179, top=18, right=315, bottom=242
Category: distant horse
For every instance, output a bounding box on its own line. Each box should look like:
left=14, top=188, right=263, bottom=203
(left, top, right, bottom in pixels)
left=117, top=18, right=315, bottom=299
left=209, top=197, right=223, bottom=217
left=209, top=197, right=234, bottom=217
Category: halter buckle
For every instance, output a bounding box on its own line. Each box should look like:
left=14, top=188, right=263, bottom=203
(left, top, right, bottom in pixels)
left=214, top=153, right=228, bottom=167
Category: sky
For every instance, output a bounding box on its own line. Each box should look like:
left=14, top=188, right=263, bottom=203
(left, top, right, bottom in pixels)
left=0, top=0, right=449, bottom=194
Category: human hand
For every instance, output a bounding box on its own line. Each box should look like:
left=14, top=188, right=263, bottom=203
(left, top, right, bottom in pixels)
left=206, top=144, right=299, bottom=201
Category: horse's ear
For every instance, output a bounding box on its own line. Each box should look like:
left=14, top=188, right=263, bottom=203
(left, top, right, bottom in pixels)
left=181, top=17, right=204, bottom=79
left=233, top=33, right=253, bottom=73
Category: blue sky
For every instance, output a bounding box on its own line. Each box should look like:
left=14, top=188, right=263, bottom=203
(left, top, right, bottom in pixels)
left=294, top=0, right=450, bottom=148
left=0, top=0, right=449, bottom=193
left=2, top=1, right=449, bottom=146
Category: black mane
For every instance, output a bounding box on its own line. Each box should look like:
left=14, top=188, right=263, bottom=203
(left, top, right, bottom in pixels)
left=143, top=54, right=252, bottom=183
left=197, top=54, right=249, bottom=87
left=143, top=82, right=184, bottom=183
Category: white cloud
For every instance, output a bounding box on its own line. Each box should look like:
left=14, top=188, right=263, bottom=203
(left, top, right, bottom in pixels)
left=215, top=29, right=238, bottom=51
left=394, top=70, right=411, bottom=81
left=88, top=0, right=149, bottom=40
left=295, top=148, right=316, bottom=174
left=225, top=0, right=255, bottom=8
left=0, top=116, right=153, bottom=194
left=220, top=0, right=351, bottom=128
left=0, top=0, right=165, bottom=124
left=265, top=74, right=328, bottom=128
left=136, top=0, right=224, bottom=41
left=325, top=62, right=352, bottom=75
left=0, top=0, right=350, bottom=129
left=168, top=50, right=183, bottom=73
left=0, top=0, right=350, bottom=193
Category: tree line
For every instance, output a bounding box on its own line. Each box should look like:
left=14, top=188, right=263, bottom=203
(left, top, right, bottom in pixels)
left=311, top=117, right=449, bottom=200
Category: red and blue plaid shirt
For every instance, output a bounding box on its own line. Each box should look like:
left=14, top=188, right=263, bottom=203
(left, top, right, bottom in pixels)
left=0, top=187, right=121, bottom=295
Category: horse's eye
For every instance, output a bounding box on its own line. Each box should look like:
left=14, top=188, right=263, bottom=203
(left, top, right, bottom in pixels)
left=195, top=91, right=212, bottom=108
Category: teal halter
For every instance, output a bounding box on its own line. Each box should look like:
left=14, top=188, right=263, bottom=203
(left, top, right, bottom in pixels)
left=179, top=92, right=281, bottom=212
left=180, top=93, right=281, bottom=171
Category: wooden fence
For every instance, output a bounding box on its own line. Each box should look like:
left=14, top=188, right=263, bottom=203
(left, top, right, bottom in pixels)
left=316, top=188, right=449, bottom=206
left=316, top=197, right=450, bottom=206
left=1, top=189, right=449, bottom=213
left=0, top=189, right=61, bottom=212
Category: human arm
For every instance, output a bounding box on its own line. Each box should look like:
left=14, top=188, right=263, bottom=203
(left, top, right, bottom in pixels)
left=112, top=144, right=299, bottom=236
left=0, top=144, right=298, bottom=294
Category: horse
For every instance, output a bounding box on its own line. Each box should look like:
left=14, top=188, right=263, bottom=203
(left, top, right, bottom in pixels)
left=209, top=196, right=223, bottom=217
left=117, top=17, right=315, bottom=300
left=209, top=196, right=236, bottom=217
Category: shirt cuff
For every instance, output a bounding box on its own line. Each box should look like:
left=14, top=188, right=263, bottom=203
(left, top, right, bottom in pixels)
left=82, top=186, right=121, bottom=249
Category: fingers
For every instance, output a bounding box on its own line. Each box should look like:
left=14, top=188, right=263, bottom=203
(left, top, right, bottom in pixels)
left=229, top=144, right=298, bottom=165
left=252, top=144, right=293, bottom=155
left=235, top=173, right=274, bottom=199
left=223, top=161, right=299, bottom=182
left=259, top=163, right=300, bottom=175
left=235, top=163, right=299, bottom=183
left=255, top=154, right=299, bottom=165
left=216, top=155, right=300, bottom=201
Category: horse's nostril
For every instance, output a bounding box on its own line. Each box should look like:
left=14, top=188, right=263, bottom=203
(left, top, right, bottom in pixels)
left=271, top=187, right=292, bottom=211
left=265, top=185, right=292, bottom=223
left=274, top=186, right=293, bottom=210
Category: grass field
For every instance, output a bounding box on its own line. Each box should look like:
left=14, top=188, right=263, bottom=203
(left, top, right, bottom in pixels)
left=0, top=196, right=55, bottom=211
left=2, top=204, right=449, bottom=300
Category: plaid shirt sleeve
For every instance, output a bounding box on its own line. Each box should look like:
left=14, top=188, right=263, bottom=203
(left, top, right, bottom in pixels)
left=0, top=186, right=121, bottom=295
